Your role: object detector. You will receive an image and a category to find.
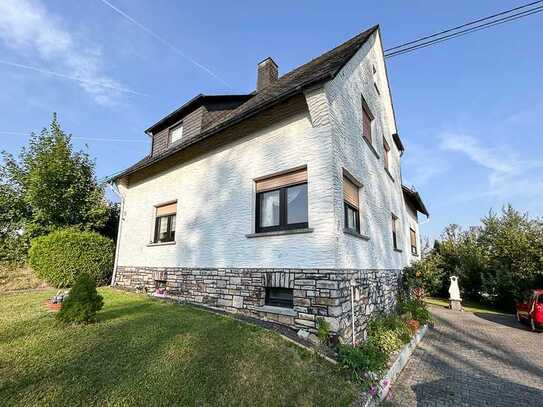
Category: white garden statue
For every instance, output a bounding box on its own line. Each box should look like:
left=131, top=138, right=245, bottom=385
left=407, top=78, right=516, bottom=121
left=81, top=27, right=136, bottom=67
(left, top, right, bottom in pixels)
left=448, top=276, right=462, bottom=311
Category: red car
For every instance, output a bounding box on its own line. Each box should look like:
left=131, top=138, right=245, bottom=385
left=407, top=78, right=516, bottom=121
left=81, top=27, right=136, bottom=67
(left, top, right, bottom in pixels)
left=516, top=289, right=543, bottom=331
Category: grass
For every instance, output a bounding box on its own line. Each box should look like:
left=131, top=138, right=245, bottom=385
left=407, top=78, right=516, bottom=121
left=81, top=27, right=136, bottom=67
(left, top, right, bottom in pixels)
left=425, top=297, right=512, bottom=315
left=0, top=288, right=358, bottom=406
left=0, top=263, right=47, bottom=292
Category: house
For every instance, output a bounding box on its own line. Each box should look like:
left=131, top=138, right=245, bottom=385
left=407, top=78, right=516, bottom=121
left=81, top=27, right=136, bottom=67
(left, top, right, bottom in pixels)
left=110, top=25, right=428, bottom=343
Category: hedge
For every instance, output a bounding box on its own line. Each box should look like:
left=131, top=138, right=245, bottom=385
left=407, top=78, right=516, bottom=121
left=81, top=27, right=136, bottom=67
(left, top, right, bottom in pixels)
left=28, top=229, right=114, bottom=287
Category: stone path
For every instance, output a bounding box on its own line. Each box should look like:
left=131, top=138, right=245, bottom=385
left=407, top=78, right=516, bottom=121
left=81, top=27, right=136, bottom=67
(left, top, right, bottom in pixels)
left=388, top=305, right=543, bottom=406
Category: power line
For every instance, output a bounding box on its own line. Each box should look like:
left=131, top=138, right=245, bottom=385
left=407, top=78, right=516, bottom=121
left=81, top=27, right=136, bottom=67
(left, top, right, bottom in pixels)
left=384, top=1, right=543, bottom=58
left=98, top=0, right=232, bottom=89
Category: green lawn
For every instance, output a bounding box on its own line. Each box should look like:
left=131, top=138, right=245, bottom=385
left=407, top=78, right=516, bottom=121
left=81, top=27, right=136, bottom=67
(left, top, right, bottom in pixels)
left=0, top=288, right=358, bottom=406
left=424, top=297, right=512, bottom=315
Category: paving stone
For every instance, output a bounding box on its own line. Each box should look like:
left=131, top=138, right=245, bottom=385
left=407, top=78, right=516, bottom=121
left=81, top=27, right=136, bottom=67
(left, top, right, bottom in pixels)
left=388, top=306, right=543, bottom=407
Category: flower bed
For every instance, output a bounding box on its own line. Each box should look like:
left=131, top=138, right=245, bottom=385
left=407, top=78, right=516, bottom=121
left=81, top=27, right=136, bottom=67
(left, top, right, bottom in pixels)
left=333, top=298, right=431, bottom=404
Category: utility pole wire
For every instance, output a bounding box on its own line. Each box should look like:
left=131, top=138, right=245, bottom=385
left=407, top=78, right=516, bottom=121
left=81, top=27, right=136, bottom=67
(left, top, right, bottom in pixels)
left=385, top=1, right=543, bottom=58
left=98, top=0, right=232, bottom=89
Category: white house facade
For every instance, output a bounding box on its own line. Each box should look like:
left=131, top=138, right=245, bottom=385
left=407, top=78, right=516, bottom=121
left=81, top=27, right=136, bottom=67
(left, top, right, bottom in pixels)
left=111, top=26, right=428, bottom=343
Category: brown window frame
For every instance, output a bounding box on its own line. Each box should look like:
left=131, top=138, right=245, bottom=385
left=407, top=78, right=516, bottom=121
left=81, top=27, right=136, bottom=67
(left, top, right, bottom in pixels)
left=255, top=168, right=309, bottom=233
left=361, top=96, right=374, bottom=145
left=153, top=202, right=177, bottom=243
left=410, top=228, right=418, bottom=255
left=343, top=174, right=361, bottom=234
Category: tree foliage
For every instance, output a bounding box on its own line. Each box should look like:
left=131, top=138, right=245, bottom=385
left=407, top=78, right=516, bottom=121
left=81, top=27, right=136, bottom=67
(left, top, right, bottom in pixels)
left=406, top=205, right=543, bottom=310
left=0, top=114, right=117, bottom=263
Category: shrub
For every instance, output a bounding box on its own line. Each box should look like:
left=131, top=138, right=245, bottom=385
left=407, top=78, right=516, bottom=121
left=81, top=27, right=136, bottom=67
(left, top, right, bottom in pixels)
left=337, top=339, right=388, bottom=388
left=367, top=315, right=411, bottom=354
left=399, top=298, right=432, bottom=325
left=316, top=317, right=331, bottom=345
left=56, top=273, right=103, bottom=323
left=28, top=228, right=114, bottom=287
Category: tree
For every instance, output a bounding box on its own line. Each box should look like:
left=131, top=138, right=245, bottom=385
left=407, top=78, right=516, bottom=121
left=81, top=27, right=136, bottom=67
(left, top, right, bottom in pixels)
left=478, top=206, right=543, bottom=308
left=0, top=114, right=112, bottom=262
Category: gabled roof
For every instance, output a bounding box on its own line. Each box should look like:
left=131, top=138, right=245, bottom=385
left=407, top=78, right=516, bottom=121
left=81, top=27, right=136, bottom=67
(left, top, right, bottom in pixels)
left=111, top=25, right=379, bottom=181
left=402, top=185, right=429, bottom=217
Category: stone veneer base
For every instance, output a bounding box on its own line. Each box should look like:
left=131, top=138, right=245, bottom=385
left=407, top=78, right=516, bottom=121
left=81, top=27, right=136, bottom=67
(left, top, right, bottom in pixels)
left=114, top=266, right=401, bottom=341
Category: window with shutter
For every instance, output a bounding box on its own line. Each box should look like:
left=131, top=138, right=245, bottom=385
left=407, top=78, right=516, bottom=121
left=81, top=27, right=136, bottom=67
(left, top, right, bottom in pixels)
left=343, top=175, right=360, bottom=233
left=361, top=96, right=374, bottom=145
left=410, top=228, right=418, bottom=255
left=153, top=202, right=177, bottom=243
left=255, top=167, right=308, bottom=233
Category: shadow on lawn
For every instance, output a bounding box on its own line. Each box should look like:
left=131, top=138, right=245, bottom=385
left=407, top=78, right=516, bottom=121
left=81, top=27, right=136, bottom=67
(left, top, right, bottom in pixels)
left=2, top=296, right=353, bottom=406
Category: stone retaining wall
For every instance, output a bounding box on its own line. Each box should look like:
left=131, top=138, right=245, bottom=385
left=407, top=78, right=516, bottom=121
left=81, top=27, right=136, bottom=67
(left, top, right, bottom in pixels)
left=114, top=266, right=401, bottom=342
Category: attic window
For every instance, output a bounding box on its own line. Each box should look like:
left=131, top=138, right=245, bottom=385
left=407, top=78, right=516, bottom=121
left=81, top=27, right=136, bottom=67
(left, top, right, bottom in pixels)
left=169, top=123, right=183, bottom=144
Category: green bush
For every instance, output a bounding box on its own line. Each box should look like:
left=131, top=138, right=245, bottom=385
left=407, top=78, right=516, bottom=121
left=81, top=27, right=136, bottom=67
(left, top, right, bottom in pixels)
left=337, top=339, right=388, bottom=388
left=367, top=315, right=411, bottom=355
left=399, top=298, right=432, bottom=325
left=28, top=228, right=114, bottom=287
left=316, top=317, right=331, bottom=345
left=56, top=273, right=103, bottom=323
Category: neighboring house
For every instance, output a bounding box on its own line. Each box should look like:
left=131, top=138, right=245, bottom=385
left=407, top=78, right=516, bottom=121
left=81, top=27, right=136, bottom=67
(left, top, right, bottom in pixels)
left=111, top=25, right=428, bottom=343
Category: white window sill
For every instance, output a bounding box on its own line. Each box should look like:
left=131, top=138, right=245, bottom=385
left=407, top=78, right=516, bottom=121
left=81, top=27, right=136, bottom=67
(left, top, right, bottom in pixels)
left=257, top=305, right=297, bottom=317
left=246, top=228, right=313, bottom=238
left=146, top=241, right=176, bottom=247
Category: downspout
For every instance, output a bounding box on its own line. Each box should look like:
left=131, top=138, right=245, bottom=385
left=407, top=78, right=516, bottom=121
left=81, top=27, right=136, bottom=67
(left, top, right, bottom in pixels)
left=109, top=181, right=124, bottom=287
left=350, top=280, right=356, bottom=346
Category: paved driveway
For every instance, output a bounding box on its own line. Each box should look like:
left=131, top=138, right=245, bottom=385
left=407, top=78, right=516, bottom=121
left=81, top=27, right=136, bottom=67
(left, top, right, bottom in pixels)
left=389, top=305, right=543, bottom=406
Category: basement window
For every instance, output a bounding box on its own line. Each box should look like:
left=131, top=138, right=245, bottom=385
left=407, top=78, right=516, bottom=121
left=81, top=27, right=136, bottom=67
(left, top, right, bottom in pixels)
left=265, top=287, right=293, bottom=308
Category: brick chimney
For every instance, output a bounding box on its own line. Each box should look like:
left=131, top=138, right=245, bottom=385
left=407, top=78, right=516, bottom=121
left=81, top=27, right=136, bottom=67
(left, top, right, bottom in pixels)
left=257, top=57, right=278, bottom=91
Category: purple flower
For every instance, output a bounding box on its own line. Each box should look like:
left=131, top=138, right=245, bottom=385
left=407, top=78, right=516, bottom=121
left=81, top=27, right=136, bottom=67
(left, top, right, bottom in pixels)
left=369, top=386, right=378, bottom=397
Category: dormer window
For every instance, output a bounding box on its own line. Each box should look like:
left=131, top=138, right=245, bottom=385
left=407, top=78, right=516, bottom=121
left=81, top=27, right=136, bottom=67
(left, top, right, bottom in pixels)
left=169, top=123, right=183, bottom=144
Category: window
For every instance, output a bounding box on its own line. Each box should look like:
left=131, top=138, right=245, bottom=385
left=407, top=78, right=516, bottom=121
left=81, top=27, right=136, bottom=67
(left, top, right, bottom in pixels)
left=343, top=175, right=360, bottom=233
left=265, top=287, right=293, bottom=308
left=361, top=97, right=374, bottom=145
left=383, top=138, right=390, bottom=172
left=154, top=202, right=176, bottom=243
left=410, top=228, right=417, bottom=255
left=374, top=82, right=380, bottom=95
left=255, top=168, right=308, bottom=233
left=372, top=64, right=377, bottom=74
left=169, top=123, right=183, bottom=144
left=391, top=213, right=400, bottom=250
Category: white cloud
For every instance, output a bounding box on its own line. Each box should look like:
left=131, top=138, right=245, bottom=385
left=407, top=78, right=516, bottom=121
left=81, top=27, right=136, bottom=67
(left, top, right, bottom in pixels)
left=0, top=0, right=139, bottom=104
left=439, top=132, right=543, bottom=198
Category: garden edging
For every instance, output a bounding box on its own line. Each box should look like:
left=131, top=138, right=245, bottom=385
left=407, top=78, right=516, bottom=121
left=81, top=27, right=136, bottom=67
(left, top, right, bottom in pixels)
left=354, top=324, right=429, bottom=406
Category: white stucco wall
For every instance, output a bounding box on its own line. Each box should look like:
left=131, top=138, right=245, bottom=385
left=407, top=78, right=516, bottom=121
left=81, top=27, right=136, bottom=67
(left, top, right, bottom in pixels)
left=117, top=110, right=339, bottom=268
left=116, top=29, right=422, bottom=271
left=325, top=30, right=411, bottom=270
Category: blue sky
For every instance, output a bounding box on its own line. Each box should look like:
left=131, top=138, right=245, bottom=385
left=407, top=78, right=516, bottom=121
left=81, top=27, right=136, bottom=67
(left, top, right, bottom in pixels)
left=0, top=0, right=541, bottom=241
